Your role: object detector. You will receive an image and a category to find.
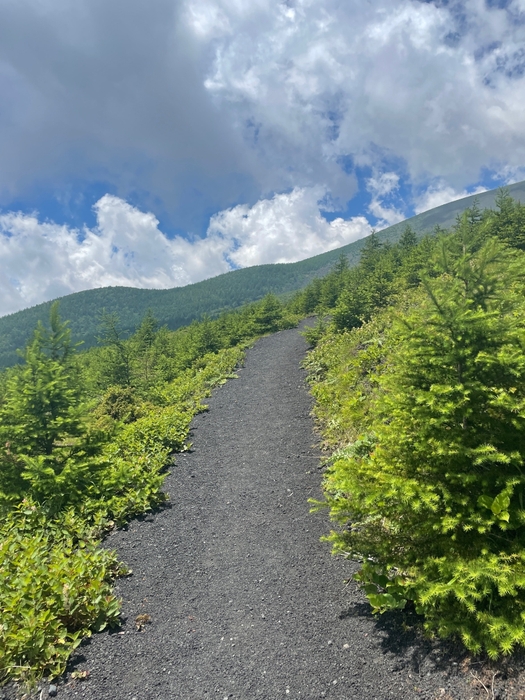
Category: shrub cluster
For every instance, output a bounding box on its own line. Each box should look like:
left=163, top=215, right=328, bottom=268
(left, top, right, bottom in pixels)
left=306, top=223, right=525, bottom=658
left=0, top=293, right=282, bottom=685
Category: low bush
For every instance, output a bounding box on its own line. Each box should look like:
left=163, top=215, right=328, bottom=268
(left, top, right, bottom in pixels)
left=0, top=313, right=247, bottom=685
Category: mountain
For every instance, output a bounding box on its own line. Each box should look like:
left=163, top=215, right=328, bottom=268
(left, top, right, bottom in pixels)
left=0, top=181, right=524, bottom=368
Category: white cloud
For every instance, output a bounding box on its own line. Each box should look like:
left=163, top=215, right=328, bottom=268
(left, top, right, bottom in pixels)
left=415, top=183, right=488, bottom=214
left=0, top=189, right=372, bottom=317
left=197, top=0, right=525, bottom=189
left=1, top=0, right=525, bottom=227
left=0, top=196, right=228, bottom=317
left=494, top=165, right=525, bottom=186
left=365, top=172, right=406, bottom=227
left=367, top=172, right=400, bottom=199
left=0, top=0, right=525, bottom=307
left=208, top=186, right=372, bottom=267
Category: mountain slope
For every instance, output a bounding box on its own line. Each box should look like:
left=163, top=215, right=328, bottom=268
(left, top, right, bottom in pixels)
left=0, top=180, right=524, bottom=368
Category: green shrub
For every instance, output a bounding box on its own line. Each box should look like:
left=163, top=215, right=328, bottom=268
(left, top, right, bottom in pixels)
left=311, top=235, right=525, bottom=658
left=0, top=336, right=246, bottom=685
left=0, top=502, right=124, bottom=685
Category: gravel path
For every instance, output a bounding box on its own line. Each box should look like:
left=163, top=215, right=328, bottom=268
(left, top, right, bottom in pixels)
left=53, top=327, right=500, bottom=700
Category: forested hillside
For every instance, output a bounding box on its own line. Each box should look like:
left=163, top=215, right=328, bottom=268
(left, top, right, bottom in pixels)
left=1, top=181, right=524, bottom=370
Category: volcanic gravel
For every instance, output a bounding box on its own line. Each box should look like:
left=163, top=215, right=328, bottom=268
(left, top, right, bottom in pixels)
left=33, top=326, right=525, bottom=699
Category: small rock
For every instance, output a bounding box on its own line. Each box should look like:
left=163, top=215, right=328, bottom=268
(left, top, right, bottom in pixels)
left=343, top=643, right=350, bottom=649
left=327, top=640, right=333, bottom=646
left=48, top=685, right=58, bottom=697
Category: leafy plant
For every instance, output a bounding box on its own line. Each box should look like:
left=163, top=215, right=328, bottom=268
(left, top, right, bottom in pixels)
left=316, top=234, right=525, bottom=657
left=0, top=501, right=124, bottom=685
left=0, top=305, right=249, bottom=686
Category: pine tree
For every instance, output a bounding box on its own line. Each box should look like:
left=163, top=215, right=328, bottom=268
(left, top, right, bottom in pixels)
left=252, top=294, right=283, bottom=333
left=398, top=224, right=418, bottom=251
left=332, top=269, right=368, bottom=331
left=485, top=188, right=525, bottom=250
left=324, top=236, right=525, bottom=657
left=0, top=303, right=83, bottom=457
left=132, top=310, right=160, bottom=389
left=300, top=279, right=323, bottom=314
left=359, top=232, right=382, bottom=273
left=134, top=309, right=158, bottom=353
left=0, top=304, right=106, bottom=509
left=333, top=252, right=349, bottom=275
left=96, top=312, right=131, bottom=387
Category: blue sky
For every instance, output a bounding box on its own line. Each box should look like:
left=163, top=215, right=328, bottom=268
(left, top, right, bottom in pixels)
left=0, top=0, right=524, bottom=316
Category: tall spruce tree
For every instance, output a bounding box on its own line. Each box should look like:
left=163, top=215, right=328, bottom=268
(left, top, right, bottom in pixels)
left=324, top=235, right=525, bottom=657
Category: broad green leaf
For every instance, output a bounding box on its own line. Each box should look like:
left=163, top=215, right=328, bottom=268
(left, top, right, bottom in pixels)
left=477, top=495, right=493, bottom=510
left=491, top=492, right=511, bottom=515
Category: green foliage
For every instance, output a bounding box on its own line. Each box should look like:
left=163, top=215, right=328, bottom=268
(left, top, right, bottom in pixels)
left=7, top=188, right=525, bottom=679
left=0, top=503, right=124, bottom=685
left=0, top=304, right=106, bottom=511
left=309, top=232, right=525, bottom=658
left=3, top=183, right=524, bottom=370
left=0, top=302, right=250, bottom=686
left=0, top=303, right=82, bottom=457
left=484, top=188, right=525, bottom=250
left=93, top=385, right=141, bottom=424
left=251, top=293, right=284, bottom=334
left=96, top=312, right=132, bottom=388
left=301, top=317, right=329, bottom=349
left=303, top=306, right=395, bottom=448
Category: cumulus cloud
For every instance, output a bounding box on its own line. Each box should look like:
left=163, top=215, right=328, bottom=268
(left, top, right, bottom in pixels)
left=197, top=0, right=525, bottom=189
left=0, top=189, right=372, bottom=317
left=1, top=0, right=525, bottom=224
left=1, top=0, right=525, bottom=308
left=366, top=173, right=406, bottom=227
left=207, top=187, right=372, bottom=267
left=414, top=183, right=488, bottom=214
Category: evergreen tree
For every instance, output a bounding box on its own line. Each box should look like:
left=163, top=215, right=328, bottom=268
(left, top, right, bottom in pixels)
left=131, top=310, right=160, bottom=390
left=96, top=312, right=131, bottom=387
left=485, top=188, right=525, bottom=250
left=359, top=232, right=382, bottom=273
left=134, top=309, right=158, bottom=353
left=332, top=269, right=368, bottom=331
left=0, top=304, right=105, bottom=508
left=299, top=278, right=323, bottom=314
left=324, top=237, right=525, bottom=657
left=362, top=254, right=397, bottom=311
left=195, top=315, right=221, bottom=355
left=252, top=294, right=283, bottom=333
left=398, top=224, right=417, bottom=251
left=0, top=304, right=83, bottom=457
left=333, top=252, right=349, bottom=275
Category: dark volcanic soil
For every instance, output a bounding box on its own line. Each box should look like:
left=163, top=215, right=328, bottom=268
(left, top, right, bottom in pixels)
left=34, top=327, right=525, bottom=700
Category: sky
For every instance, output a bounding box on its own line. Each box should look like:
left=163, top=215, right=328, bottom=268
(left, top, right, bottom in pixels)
left=1, top=0, right=525, bottom=316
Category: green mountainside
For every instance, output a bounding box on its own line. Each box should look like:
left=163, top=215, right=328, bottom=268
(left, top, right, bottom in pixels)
left=1, top=180, right=524, bottom=368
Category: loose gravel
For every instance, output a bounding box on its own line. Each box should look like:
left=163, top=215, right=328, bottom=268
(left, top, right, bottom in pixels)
left=30, top=326, right=525, bottom=699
